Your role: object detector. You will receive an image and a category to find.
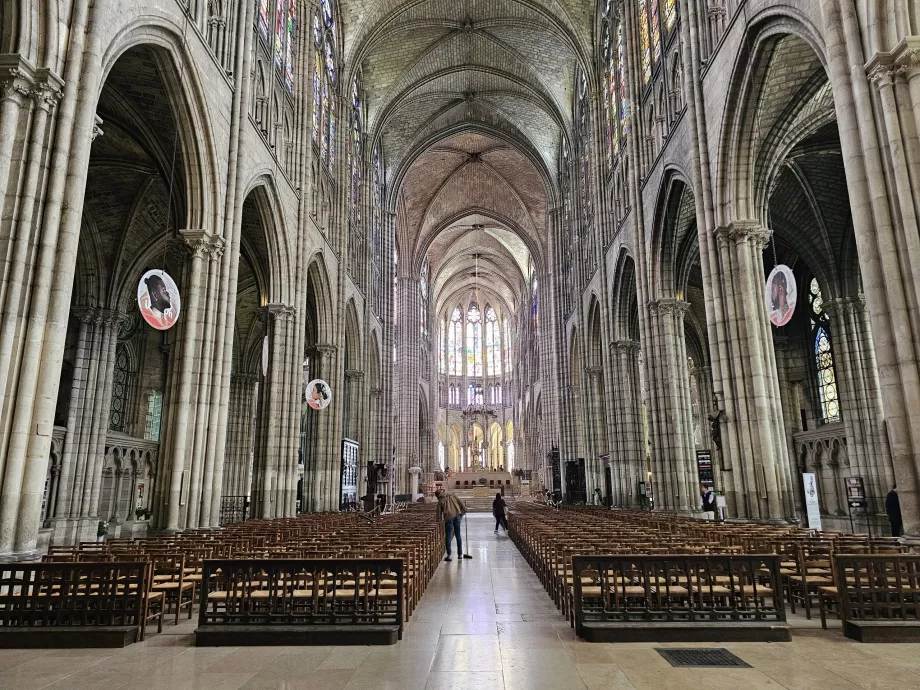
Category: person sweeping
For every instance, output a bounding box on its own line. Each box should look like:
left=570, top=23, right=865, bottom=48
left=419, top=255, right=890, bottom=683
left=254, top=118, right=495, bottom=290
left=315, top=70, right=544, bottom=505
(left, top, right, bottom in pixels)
left=435, top=488, right=468, bottom=561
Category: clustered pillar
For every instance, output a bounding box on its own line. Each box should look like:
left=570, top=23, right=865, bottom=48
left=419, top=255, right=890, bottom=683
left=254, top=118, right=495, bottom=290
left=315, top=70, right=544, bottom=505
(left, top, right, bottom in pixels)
left=47, top=309, right=124, bottom=544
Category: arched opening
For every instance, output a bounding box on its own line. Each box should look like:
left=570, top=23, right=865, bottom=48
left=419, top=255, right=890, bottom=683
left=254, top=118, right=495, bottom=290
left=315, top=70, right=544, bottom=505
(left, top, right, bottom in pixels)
left=45, top=43, right=201, bottom=543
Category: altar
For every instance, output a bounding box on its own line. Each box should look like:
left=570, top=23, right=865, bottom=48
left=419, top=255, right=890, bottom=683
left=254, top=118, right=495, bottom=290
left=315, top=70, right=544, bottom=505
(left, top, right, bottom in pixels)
left=447, top=470, right=513, bottom=491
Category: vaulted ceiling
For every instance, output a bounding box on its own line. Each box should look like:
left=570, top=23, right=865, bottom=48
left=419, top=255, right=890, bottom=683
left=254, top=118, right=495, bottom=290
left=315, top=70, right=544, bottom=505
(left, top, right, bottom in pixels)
left=342, top=0, right=595, bottom=315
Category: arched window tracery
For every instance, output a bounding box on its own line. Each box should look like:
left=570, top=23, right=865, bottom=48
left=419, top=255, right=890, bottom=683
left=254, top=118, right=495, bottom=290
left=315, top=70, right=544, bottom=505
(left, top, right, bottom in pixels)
left=467, top=303, right=483, bottom=377
left=419, top=258, right=429, bottom=340
left=371, top=142, right=384, bottom=316
left=312, top=1, right=336, bottom=166
left=809, top=278, right=840, bottom=423
left=449, top=307, right=463, bottom=376
left=599, top=1, right=628, bottom=166
left=485, top=305, right=500, bottom=376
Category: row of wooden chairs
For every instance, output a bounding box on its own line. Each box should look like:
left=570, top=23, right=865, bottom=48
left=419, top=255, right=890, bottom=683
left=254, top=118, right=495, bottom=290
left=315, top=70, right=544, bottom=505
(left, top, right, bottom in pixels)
left=41, top=510, right=443, bottom=639
left=508, top=504, right=906, bottom=629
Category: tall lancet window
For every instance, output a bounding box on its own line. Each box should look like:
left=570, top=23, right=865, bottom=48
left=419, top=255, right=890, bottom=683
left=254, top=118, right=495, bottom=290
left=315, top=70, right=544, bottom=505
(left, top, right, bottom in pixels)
left=449, top=307, right=463, bottom=375
left=312, top=0, right=336, bottom=165
left=419, top=258, right=429, bottom=339
left=485, top=306, right=500, bottom=376
left=467, top=302, right=483, bottom=377
left=809, top=278, right=840, bottom=423
left=503, top=319, right=511, bottom=372
left=350, top=75, right=362, bottom=221
left=439, top=319, right=446, bottom=373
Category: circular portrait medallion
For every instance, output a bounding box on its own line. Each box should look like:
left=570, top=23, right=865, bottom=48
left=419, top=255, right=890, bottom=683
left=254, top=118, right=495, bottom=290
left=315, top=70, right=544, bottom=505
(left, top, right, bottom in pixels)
left=137, top=269, right=180, bottom=330
left=305, top=379, right=333, bottom=411
left=765, top=264, right=796, bottom=327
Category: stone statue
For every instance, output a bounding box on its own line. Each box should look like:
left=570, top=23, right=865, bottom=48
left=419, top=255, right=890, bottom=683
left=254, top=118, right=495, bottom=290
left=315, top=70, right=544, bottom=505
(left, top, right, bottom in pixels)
left=708, top=404, right=725, bottom=452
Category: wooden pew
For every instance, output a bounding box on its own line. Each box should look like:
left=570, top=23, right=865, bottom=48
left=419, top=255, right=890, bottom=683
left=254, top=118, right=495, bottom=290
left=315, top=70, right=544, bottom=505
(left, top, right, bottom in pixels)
left=0, top=562, right=147, bottom=647
left=195, top=558, right=404, bottom=646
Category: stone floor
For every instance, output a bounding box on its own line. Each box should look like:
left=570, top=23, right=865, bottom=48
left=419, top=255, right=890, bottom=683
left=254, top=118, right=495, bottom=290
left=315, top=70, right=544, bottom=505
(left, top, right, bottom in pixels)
left=2, top=514, right=920, bottom=689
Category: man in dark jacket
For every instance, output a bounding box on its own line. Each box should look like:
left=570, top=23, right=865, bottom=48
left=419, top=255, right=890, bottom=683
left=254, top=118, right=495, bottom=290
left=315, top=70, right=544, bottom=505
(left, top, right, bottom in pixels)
left=886, top=485, right=902, bottom=537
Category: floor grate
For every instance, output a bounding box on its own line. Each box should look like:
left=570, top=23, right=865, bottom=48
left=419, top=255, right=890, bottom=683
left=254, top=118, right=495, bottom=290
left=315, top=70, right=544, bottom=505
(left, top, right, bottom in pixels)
left=655, top=648, right=752, bottom=668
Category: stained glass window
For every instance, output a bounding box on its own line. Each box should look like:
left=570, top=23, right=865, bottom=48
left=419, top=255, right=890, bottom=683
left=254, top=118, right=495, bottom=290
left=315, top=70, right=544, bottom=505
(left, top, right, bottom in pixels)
left=531, top=277, right=539, bottom=337
left=664, top=0, right=677, bottom=31
left=449, top=307, right=463, bottom=375
left=312, top=48, right=321, bottom=142
left=503, top=319, right=511, bottom=372
left=602, top=20, right=612, bottom=165
left=638, top=0, right=651, bottom=84
left=259, top=0, right=269, bottom=40
left=649, top=0, right=662, bottom=64
left=617, top=21, right=628, bottom=136
left=311, top=3, right=336, bottom=166
left=284, top=1, right=296, bottom=90
left=109, top=343, right=130, bottom=432
left=468, top=383, right=483, bottom=406
left=809, top=278, right=840, bottom=423
left=467, top=302, right=482, bottom=377
left=419, top=259, right=429, bottom=339
left=485, top=306, right=500, bottom=376
left=144, top=390, right=163, bottom=441
left=350, top=75, right=362, bottom=224
left=439, top=320, right=446, bottom=373
left=274, top=0, right=284, bottom=68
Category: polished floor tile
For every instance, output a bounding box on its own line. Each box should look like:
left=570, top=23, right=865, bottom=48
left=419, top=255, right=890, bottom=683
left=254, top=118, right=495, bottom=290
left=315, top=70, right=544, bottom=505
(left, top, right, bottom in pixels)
left=13, top=513, right=920, bottom=690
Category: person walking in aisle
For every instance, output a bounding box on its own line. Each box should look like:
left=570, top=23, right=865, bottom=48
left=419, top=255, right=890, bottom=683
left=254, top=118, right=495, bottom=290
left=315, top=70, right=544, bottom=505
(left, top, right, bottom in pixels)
left=493, top=492, right=508, bottom=534
left=886, top=485, right=903, bottom=537
left=435, top=489, right=467, bottom=561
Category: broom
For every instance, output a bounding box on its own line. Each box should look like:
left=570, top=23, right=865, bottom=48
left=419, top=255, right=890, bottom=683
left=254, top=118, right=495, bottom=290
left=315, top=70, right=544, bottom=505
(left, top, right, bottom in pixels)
left=462, top=513, right=473, bottom=559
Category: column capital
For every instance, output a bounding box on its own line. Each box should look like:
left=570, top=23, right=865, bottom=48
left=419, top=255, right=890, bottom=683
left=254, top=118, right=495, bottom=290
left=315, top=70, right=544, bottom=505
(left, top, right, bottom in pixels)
left=344, top=368, right=364, bottom=381
left=612, top=338, right=640, bottom=353
left=0, top=55, right=35, bottom=103
left=259, top=302, right=295, bottom=323
left=315, top=343, right=337, bottom=356
left=584, top=365, right=603, bottom=378
left=29, top=68, right=64, bottom=111
left=866, top=53, right=896, bottom=87
left=892, top=37, right=920, bottom=81
left=654, top=298, right=690, bottom=318
left=179, top=228, right=220, bottom=257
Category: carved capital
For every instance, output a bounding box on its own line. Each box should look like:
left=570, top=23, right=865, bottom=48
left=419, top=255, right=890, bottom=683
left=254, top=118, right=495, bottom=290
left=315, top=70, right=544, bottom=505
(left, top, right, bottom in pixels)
left=179, top=229, right=216, bottom=258
left=656, top=298, right=690, bottom=319
left=866, top=53, right=896, bottom=88
left=344, top=368, right=364, bottom=381
left=0, top=56, right=35, bottom=102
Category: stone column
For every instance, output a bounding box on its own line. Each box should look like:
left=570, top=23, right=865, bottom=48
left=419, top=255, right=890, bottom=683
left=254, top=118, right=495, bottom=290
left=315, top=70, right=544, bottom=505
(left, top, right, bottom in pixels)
left=155, top=230, right=215, bottom=532
left=47, top=309, right=122, bottom=544
left=819, top=1, right=920, bottom=536
left=395, top=277, right=421, bottom=496
left=825, top=296, right=894, bottom=516
left=644, top=300, right=696, bottom=512
left=188, top=236, right=226, bottom=528
left=408, top=466, right=422, bottom=496
left=710, top=223, right=790, bottom=521
left=250, top=304, right=295, bottom=519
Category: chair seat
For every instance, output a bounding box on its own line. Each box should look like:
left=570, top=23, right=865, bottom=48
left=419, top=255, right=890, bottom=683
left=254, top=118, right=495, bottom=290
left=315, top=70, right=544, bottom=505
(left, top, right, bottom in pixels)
left=153, top=582, right=194, bottom=591
left=789, top=576, right=832, bottom=584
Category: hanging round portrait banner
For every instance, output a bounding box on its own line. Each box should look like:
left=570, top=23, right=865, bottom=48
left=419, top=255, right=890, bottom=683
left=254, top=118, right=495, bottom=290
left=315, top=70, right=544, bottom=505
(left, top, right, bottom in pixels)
left=765, top=264, right=796, bottom=327
left=305, top=379, right=332, bottom=411
left=137, top=269, right=180, bottom=330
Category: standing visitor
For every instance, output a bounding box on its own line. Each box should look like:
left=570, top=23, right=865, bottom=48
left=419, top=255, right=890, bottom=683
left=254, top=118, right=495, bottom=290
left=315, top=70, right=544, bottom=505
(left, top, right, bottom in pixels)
left=493, top=493, right=508, bottom=534
left=701, top=485, right=716, bottom=520
left=435, top=489, right=467, bottom=561
left=886, top=485, right=903, bottom=537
